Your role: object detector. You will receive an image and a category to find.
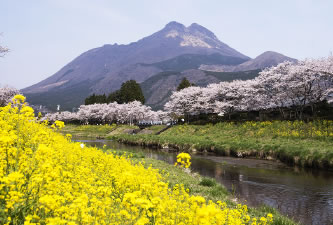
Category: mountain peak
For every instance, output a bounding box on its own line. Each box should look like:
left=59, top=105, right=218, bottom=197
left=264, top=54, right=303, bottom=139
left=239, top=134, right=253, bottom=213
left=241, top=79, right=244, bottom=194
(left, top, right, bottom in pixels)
left=189, top=23, right=216, bottom=38
left=228, top=51, right=297, bottom=72
left=257, top=51, right=284, bottom=57
left=163, top=22, right=217, bottom=39
left=164, top=21, right=186, bottom=30
left=159, top=21, right=243, bottom=53
left=254, top=51, right=297, bottom=62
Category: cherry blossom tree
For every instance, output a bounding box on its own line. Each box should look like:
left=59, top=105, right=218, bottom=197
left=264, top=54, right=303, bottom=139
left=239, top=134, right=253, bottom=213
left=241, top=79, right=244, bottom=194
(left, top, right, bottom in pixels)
left=257, top=57, right=333, bottom=118
left=164, top=86, right=205, bottom=117
left=42, top=101, right=169, bottom=124
left=213, top=80, right=260, bottom=113
left=0, top=86, right=20, bottom=106
left=43, top=111, right=78, bottom=123
left=301, top=56, right=333, bottom=104
left=164, top=79, right=262, bottom=119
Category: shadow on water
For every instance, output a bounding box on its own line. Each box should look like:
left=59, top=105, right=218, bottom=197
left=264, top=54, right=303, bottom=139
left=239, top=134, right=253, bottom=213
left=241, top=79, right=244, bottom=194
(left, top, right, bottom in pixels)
left=75, top=138, right=333, bottom=225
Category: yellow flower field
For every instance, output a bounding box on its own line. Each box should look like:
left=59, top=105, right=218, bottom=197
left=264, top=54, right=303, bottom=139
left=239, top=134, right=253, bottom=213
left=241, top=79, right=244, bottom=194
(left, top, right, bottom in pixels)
left=0, top=95, right=272, bottom=224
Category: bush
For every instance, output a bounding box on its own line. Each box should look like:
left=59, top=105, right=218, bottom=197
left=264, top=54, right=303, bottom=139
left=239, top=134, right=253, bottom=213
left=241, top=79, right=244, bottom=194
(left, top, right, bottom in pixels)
left=199, top=177, right=217, bottom=187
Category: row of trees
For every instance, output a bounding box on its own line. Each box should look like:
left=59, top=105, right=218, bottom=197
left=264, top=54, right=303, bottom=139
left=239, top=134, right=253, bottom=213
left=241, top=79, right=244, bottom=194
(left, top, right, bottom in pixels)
left=85, top=80, right=145, bottom=105
left=42, top=101, right=168, bottom=124
left=165, top=57, right=333, bottom=120
left=0, top=86, right=166, bottom=125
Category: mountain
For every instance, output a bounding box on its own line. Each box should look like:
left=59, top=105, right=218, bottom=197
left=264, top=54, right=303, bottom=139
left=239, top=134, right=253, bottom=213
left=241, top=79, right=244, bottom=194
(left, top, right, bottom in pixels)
left=23, top=21, right=248, bottom=94
left=22, top=21, right=296, bottom=111
left=199, top=51, right=297, bottom=72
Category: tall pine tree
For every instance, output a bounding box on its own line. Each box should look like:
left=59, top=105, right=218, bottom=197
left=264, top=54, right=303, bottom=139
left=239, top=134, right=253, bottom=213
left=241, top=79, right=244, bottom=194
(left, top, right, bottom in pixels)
left=119, top=80, right=145, bottom=104
left=177, top=77, right=192, bottom=91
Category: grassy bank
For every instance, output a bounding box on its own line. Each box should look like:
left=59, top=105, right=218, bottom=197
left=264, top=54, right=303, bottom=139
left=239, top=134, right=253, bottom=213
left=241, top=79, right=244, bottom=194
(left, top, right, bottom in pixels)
left=109, top=148, right=297, bottom=225
left=110, top=121, right=333, bottom=169
left=61, top=124, right=139, bottom=138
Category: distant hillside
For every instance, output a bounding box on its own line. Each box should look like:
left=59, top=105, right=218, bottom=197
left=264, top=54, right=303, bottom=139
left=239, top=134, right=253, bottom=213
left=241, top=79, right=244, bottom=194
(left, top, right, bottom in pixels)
left=141, top=53, right=247, bottom=72
left=25, top=80, right=96, bottom=111
left=200, top=51, right=297, bottom=72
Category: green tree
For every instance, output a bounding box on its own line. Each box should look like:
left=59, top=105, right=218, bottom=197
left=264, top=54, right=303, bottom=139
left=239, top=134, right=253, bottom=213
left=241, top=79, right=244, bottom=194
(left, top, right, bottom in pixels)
left=86, top=80, right=145, bottom=105
left=85, top=94, right=96, bottom=105
left=107, top=90, right=121, bottom=103
left=85, top=93, right=107, bottom=105
left=177, top=77, right=192, bottom=91
left=119, top=80, right=145, bottom=104
left=95, top=94, right=107, bottom=103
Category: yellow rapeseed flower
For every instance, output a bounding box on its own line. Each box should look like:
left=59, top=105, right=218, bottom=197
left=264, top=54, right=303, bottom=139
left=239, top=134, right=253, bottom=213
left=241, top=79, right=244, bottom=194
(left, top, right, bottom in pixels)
left=0, top=95, right=273, bottom=224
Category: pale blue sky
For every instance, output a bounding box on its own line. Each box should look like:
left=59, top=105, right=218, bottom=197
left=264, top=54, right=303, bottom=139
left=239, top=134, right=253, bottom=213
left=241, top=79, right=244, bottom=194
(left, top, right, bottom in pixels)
left=1, top=0, right=332, bottom=89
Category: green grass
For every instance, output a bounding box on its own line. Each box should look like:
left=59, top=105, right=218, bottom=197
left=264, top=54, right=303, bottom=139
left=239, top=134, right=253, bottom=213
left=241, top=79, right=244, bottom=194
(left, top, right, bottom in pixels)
left=109, top=149, right=145, bottom=159
left=110, top=121, right=333, bottom=169
left=108, top=124, right=139, bottom=135
left=61, top=124, right=167, bottom=138
left=138, top=125, right=167, bottom=134
left=199, top=177, right=217, bottom=187
left=61, top=124, right=139, bottom=138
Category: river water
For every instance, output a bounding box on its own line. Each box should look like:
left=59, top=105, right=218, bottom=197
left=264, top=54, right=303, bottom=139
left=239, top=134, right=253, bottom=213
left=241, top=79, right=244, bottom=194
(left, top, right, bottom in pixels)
left=76, top=139, right=333, bottom=225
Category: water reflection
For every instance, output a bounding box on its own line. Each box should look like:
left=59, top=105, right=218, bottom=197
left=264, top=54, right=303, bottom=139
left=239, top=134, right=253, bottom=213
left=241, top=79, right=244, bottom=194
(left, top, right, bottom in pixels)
left=75, top=139, right=333, bottom=225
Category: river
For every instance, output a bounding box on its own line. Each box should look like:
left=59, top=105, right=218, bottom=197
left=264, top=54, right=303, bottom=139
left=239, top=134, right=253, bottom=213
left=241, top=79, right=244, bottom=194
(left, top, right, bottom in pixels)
left=75, top=139, right=333, bottom=225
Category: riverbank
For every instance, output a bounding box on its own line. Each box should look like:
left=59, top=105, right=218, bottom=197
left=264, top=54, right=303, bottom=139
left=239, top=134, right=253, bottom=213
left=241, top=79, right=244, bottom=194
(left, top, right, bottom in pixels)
left=61, top=122, right=333, bottom=169
left=110, top=122, right=333, bottom=170
left=107, top=148, right=298, bottom=225
left=61, top=124, right=139, bottom=139
left=65, top=127, right=301, bottom=224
